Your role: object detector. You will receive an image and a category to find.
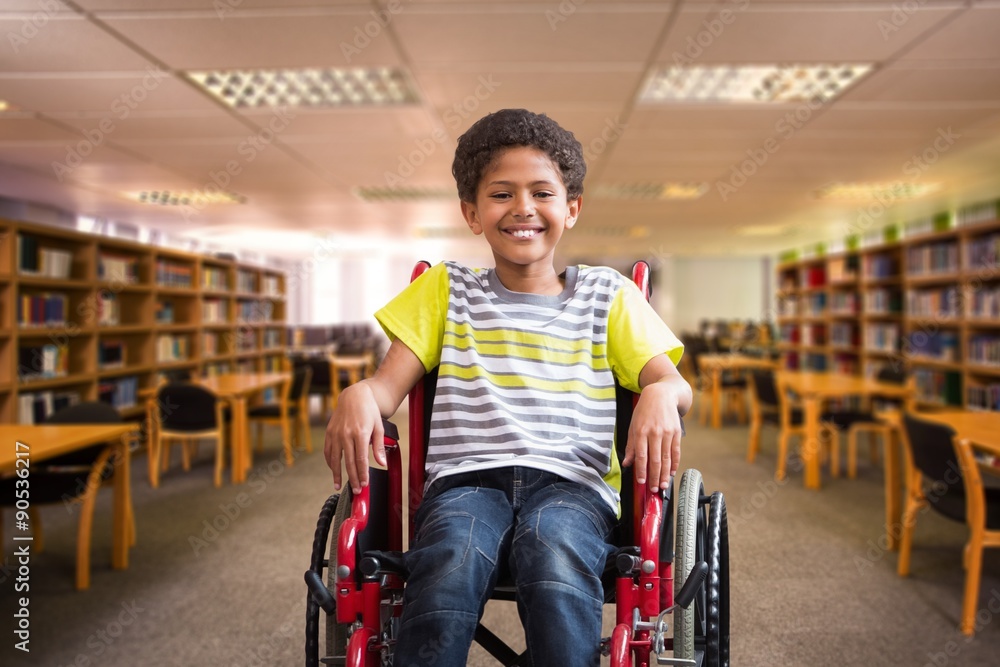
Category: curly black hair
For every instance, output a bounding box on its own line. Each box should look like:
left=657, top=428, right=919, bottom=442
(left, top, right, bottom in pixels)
left=452, top=109, right=586, bottom=203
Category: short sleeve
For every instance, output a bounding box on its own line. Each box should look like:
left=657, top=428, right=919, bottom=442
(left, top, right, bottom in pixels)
left=606, top=280, right=684, bottom=393
left=374, top=262, right=448, bottom=372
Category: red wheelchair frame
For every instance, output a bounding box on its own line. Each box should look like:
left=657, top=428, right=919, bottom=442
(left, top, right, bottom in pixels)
left=305, top=261, right=729, bottom=667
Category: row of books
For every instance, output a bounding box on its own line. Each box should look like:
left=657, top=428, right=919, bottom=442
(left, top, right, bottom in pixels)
left=203, top=332, right=220, bottom=356
left=830, top=322, right=859, bottom=347
left=156, top=300, right=175, bottom=324
left=968, top=335, right=1000, bottom=367
left=18, top=389, right=80, bottom=425
left=906, top=287, right=961, bottom=318
left=261, top=275, right=281, bottom=296
left=18, top=343, right=69, bottom=381
left=864, top=323, right=900, bottom=353
left=237, top=300, right=274, bottom=323
left=967, top=234, right=999, bottom=271
left=906, top=242, right=959, bottom=275
left=801, top=324, right=826, bottom=346
left=17, top=292, right=67, bottom=327
left=98, top=291, right=120, bottom=326
left=156, top=260, right=193, bottom=288
left=202, top=266, right=229, bottom=291
left=829, top=292, right=858, bottom=315
left=914, top=369, right=963, bottom=407
left=802, top=293, right=826, bottom=317
left=863, top=254, right=897, bottom=280
left=98, top=253, right=139, bottom=284
left=262, top=329, right=282, bottom=349
left=17, top=235, right=73, bottom=279
left=156, top=334, right=190, bottom=362
left=970, top=286, right=1000, bottom=319
left=799, top=266, right=826, bottom=288
left=99, top=340, right=126, bottom=368
left=863, top=288, right=902, bottom=314
left=98, top=376, right=138, bottom=410
left=202, top=299, right=227, bottom=323
left=236, top=270, right=256, bottom=293
left=827, top=256, right=859, bottom=283
left=967, top=382, right=1000, bottom=412
left=905, top=331, right=959, bottom=362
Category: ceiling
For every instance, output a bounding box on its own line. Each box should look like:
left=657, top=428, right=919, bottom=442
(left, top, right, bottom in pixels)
left=1, top=0, right=999, bottom=261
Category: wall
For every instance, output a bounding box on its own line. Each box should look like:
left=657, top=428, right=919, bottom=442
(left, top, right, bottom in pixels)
left=667, top=256, right=770, bottom=337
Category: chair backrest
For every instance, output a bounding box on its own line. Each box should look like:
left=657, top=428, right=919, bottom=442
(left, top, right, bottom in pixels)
left=43, top=401, right=122, bottom=467
left=45, top=401, right=122, bottom=425
left=902, top=413, right=964, bottom=494
left=875, top=365, right=907, bottom=385
left=289, top=366, right=312, bottom=401
left=749, top=369, right=780, bottom=409
left=157, top=384, right=220, bottom=431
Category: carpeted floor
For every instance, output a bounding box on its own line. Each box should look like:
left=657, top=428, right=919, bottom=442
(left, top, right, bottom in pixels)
left=4, top=398, right=1000, bottom=666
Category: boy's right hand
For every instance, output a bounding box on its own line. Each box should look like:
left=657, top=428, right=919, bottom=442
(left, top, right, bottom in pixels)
left=324, top=381, right=387, bottom=493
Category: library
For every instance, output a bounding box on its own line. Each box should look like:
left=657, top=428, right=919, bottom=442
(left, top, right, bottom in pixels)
left=1, top=3, right=999, bottom=666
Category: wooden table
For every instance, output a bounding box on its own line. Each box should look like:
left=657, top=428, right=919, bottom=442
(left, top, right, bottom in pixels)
left=330, top=354, right=373, bottom=408
left=198, top=372, right=291, bottom=483
left=0, top=423, right=138, bottom=585
left=776, top=371, right=915, bottom=490
left=697, top=354, right=778, bottom=429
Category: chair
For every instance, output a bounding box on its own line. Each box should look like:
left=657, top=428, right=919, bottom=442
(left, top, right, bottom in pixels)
left=824, top=366, right=910, bottom=478
left=151, top=384, right=230, bottom=487
left=0, top=401, right=133, bottom=589
left=748, top=369, right=839, bottom=480
left=897, top=412, right=1000, bottom=636
left=248, top=366, right=312, bottom=465
left=687, top=336, right=748, bottom=426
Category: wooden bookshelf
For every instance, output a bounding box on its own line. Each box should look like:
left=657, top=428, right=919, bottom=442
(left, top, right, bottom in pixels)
left=777, top=215, right=1000, bottom=412
left=2, top=219, right=287, bottom=424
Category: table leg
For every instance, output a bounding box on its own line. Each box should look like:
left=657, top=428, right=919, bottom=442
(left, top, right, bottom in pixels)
left=711, top=367, right=722, bottom=429
left=803, top=397, right=821, bottom=490
left=112, top=434, right=132, bottom=570
left=884, top=427, right=902, bottom=550
left=231, top=397, right=247, bottom=484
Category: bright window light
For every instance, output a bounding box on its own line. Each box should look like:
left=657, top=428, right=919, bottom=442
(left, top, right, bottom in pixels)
left=640, top=64, right=873, bottom=104
left=187, top=67, right=419, bottom=109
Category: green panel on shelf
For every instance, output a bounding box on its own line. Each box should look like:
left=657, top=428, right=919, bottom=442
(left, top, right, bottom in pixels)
left=778, top=250, right=799, bottom=263
left=845, top=234, right=860, bottom=251
left=932, top=211, right=953, bottom=231
left=883, top=225, right=901, bottom=243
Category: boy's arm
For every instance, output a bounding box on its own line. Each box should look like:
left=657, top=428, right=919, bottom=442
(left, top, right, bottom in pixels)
left=622, top=353, right=693, bottom=493
left=323, top=338, right=426, bottom=493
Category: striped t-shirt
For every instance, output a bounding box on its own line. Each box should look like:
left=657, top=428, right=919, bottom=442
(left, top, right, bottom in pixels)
left=374, top=262, right=683, bottom=513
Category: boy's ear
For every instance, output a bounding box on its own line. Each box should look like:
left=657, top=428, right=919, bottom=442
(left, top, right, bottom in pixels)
left=565, top=196, right=582, bottom=230
left=461, top=200, right=484, bottom=235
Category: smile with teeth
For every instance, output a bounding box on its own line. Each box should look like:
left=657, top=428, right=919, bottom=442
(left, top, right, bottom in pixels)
left=507, top=228, right=540, bottom=238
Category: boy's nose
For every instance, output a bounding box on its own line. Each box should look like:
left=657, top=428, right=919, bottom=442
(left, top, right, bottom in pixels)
left=512, top=194, right=535, bottom=218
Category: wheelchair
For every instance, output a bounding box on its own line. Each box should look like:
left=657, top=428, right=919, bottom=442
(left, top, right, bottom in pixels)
left=305, top=261, right=730, bottom=666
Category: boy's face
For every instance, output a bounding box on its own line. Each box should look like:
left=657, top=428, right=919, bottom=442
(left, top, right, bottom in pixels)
left=461, top=146, right=581, bottom=277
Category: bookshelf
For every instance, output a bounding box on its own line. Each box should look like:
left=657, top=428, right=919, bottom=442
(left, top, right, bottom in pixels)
left=777, top=214, right=1000, bottom=411
left=1, top=219, right=287, bottom=424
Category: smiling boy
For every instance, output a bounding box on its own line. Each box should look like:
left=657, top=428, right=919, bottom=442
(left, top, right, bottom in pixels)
left=324, top=108, right=691, bottom=666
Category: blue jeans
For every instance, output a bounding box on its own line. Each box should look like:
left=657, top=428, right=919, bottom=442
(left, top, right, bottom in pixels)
left=392, top=467, right=617, bottom=667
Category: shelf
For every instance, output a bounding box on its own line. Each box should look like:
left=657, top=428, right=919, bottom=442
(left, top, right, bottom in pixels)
left=1, top=219, right=289, bottom=423
left=966, top=364, right=1000, bottom=377
left=908, top=357, right=963, bottom=370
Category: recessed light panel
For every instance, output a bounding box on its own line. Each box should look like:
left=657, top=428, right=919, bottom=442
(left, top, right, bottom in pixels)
left=640, top=64, right=872, bottom=104
left=593, top=183, right=708, bottom=200
left=816, top=182, right=941, bottom=200
left=126, top=190, right=246, bottom=206
left=188, top=67, right=419, bottom=109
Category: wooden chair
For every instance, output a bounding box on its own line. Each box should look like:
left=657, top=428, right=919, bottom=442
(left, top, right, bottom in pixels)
left=248, top=366, right=313, bottom=465
left=152, top=384, right=230, bottom=487
left=824, top=366, right=912, bottom=478
left=748, top=369, right=839, bottom=480
left=0, top=401, right=134, bottom=589
left=897, top=412, right=1000, bottom=636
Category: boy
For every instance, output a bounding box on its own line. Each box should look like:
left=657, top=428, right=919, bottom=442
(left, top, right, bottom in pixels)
left=324, top=108, right=691, bottom=666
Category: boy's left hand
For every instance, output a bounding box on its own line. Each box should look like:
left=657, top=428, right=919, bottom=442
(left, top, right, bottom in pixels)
left=622, top=354, right=692, bottom=492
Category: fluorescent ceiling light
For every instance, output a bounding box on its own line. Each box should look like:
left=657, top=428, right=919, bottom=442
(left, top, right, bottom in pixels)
left=640, top=64, right=872, bottom=104
left=188, top=67, right=419, bottom=109
left=125, top=190, right=246, bottom=206
left=593, top=183, right=708, bottom=200
left=354, top=186, right=455, bottom=203
left=737, top=224, right=793, bottom=237
left=816, top=182, right=941, bottom=200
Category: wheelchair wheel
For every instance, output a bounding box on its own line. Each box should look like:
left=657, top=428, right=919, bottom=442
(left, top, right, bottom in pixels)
left=673, top=468, right=704, bottom=661
left=705, top=491, right=730, bottom=667
left=325, top=488, right=353, bottom=663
